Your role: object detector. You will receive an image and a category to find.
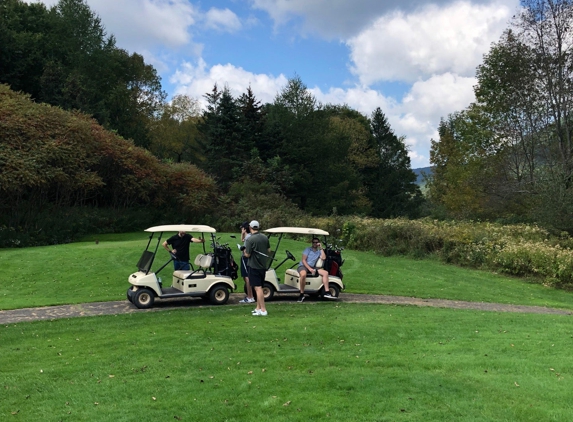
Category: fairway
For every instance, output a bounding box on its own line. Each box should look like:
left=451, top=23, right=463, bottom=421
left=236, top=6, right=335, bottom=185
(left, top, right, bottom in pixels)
left=2, top=232, right=573, bottom=421
left=2, top=304, right=572, bottom=421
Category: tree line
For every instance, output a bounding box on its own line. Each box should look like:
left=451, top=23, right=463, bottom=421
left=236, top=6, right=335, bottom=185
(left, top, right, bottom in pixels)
left=428, top=0, right=573, bottom=232
left=0, top=0, right=422, bottom=245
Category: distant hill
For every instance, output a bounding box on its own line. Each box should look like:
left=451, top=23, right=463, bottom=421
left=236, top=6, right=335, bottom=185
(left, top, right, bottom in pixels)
left=412, top=166, right=432, bottom=185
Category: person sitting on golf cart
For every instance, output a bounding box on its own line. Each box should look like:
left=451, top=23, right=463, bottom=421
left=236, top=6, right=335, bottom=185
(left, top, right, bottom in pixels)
left=297, top=238, right=336, bottom=302
left=162, top=230, right=205, bottom=271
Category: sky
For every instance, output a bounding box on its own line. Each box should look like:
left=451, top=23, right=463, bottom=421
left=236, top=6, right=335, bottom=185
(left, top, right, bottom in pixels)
left=30, top=0, right=521, bottom=168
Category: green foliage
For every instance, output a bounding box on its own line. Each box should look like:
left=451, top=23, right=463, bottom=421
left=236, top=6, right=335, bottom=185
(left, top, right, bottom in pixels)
left=0, top=84, right=217, bottom=246
left=368, top=107, right=423, bottom=218
left=338, top=217, right=573, bottom=287
left=0, top=0, right=165, bottom=147
left=429, top=1, right=573, bottom=230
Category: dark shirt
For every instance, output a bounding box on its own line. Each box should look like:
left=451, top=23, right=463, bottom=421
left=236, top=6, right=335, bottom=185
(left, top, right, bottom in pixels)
left=166, top=233, right=194, bottom=262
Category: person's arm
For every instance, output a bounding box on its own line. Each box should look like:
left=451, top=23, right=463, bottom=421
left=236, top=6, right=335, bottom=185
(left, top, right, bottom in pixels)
left=192, top=237, right=205, bottom=243
left=162, top=240, right=173, bottom=253
left=301, top=253, right=314, bottom=273
left=243, top=238, right=251, bottom=258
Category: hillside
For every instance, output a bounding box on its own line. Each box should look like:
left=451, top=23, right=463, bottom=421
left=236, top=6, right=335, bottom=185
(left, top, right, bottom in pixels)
left=413, top=166, right=432, bottom=185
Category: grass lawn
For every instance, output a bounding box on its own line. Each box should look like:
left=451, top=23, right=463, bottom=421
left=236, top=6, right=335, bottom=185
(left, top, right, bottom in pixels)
left=2, top=232, right=573, bottom=420
left=0, top=232, right=572, bottom=311
left=2, top=304, right=572, bottom=421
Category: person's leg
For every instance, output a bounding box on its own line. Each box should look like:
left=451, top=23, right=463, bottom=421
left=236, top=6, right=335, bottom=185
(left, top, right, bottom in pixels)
left=319, top=269, right=329, bottom=290
left=298, top=268, right=307, bottom=294
left=244, top=276, right=253, bottom=299
left=254, top=286, right=266, bottom=312
left=241, top=258, right=254, bottom=299
left=250, top=268, right=266, bottom=314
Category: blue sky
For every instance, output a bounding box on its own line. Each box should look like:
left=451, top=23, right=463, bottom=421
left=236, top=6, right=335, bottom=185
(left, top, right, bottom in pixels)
left=31, top=0, right=521, bottom=168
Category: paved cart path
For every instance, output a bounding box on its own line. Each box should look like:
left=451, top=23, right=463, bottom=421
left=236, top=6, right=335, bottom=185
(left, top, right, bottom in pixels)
left=0, top=293, right=571, bottom=324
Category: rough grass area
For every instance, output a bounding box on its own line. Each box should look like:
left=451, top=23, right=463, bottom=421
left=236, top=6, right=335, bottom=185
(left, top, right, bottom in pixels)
left=2, top=304, right=572, bottom=421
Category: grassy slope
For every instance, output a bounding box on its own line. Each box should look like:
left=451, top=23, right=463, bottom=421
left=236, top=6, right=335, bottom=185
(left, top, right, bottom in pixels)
left=1, top=232, right=572, bottom=311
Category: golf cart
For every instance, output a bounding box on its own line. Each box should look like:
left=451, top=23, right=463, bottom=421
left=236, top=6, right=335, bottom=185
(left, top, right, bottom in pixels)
left=127, top=224, right=237, bottom=309
left=253, top=227, right=345, bottom=300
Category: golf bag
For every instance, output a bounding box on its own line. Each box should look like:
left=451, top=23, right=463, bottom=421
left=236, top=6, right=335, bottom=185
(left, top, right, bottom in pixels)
left=213, top=245, right=239, bottom=280
left=324, top=248, right=344, bottom=279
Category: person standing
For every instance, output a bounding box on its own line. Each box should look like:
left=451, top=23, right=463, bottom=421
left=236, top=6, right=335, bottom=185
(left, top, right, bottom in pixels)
left=243, top=220, right=271, bottom=316
left=238, top=221, right=255, bottom=303
left=162, top=230, right=205, bottom=271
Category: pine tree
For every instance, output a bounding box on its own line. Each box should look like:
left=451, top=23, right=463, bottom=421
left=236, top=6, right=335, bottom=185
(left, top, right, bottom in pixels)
left=369, top=107, right=423, bottom=218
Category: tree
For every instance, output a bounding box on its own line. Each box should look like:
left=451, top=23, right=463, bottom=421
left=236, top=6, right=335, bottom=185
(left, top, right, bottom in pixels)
left=368, top=107, right=423, bottom=218
left=0, top=0, right=166, bottom=147
left=149, top=94, right=202, bottom=163
left=198, top=85, right=249, bottom=190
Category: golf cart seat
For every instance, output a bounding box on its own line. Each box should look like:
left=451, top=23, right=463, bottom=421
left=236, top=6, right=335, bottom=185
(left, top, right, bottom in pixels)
left=285, top=258, right=324, bottom=278
left=173, top=254, right=213, bottom=280
left=188, top=254, right=213, bottom=278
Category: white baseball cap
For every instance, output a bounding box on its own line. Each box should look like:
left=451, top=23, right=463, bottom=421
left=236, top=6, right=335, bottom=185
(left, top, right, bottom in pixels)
left=249, top=220, right=260, bottom=229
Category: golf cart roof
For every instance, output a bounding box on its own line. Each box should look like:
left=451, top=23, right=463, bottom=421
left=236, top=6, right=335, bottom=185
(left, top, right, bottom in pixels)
left=264, top=227, right=329, bottom=235
left=144, top=224, right=217, bottom=233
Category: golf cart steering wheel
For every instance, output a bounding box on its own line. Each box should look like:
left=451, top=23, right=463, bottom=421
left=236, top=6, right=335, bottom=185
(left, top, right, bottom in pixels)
left=286, top=250, right=296, bottom=261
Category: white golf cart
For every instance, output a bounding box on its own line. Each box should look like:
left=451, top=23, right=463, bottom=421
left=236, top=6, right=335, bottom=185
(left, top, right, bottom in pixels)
left=127, top=224, right=237, bottom=309
left=254, top=227, right=345, bottom=300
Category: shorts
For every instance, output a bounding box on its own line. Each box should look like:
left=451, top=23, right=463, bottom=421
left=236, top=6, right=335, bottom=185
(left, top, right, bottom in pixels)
left=241, top=256, right=250, bottom=278
left=298, top=265, right=318, bottom=277
left=248, top=268, right=266, bottom=287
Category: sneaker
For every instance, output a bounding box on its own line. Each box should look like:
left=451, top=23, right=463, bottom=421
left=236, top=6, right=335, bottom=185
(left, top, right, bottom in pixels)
left=323, top=292, right=337, bottom=300
left=252, top=308, right=260, bottom=314
left=239, top=297, right=255, bottom=303
left=297, top=294, right=305, bottom=303
left=253, top=310, right=268, bottom=316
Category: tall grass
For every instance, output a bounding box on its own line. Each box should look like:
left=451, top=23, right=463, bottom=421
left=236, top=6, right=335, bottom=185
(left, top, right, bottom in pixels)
left=316, top=217, right=573, bottom=288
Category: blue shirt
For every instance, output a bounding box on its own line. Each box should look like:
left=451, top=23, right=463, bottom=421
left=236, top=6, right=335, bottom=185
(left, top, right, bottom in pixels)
left=300, top=247, right=321, bottom=268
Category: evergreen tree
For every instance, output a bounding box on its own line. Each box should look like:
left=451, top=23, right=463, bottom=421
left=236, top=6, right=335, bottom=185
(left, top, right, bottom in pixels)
left=369, top=107, right=423, bottom=218
left=198, top=85, right=247, bottom=191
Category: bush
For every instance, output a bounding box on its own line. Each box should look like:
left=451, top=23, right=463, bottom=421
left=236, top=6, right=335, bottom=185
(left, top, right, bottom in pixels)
left=328, top=217, right=573, bottom=288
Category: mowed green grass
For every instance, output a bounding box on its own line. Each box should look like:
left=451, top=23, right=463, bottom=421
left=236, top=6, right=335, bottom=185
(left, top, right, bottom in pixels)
left=2, top=232, right=573, bottom=421
left=0, top=232, right=572, bottom=310
left=2, top=304, right=572, bottom=421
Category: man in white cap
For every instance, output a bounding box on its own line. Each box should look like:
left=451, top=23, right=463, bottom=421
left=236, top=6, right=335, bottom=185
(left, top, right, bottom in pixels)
left=243, top=220, right=271, bottom=316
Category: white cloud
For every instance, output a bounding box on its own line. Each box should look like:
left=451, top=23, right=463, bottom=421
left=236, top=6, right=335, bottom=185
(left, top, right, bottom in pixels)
left=89, top=0, right=198, bottom=51
left=250, top=0, right=517, bottom=39
left=347, top=1, right=515, bottom=84
left=171, top=59, right=289, bottom=105
left=204, top=8, right=242, bottom=32
left=27, top=0, right=200, bottom=53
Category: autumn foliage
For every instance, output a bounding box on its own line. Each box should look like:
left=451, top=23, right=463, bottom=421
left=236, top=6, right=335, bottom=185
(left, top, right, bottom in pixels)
left=0, top=84, right=216, bottom=245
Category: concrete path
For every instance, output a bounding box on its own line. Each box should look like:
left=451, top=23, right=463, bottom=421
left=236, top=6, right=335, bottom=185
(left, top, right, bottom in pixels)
left=1, top=293, right=570, bottom=325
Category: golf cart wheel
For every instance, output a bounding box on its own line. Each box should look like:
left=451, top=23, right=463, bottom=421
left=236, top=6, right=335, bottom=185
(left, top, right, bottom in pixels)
left=327, top=284, right=340, bottom=298
left=133, top=288, right=155, bottom=309
left=126, top=288, right=133, bottom=303
left=262, top=282, right=275, bottom=300
left=209, top=285, right=230, bottom=305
